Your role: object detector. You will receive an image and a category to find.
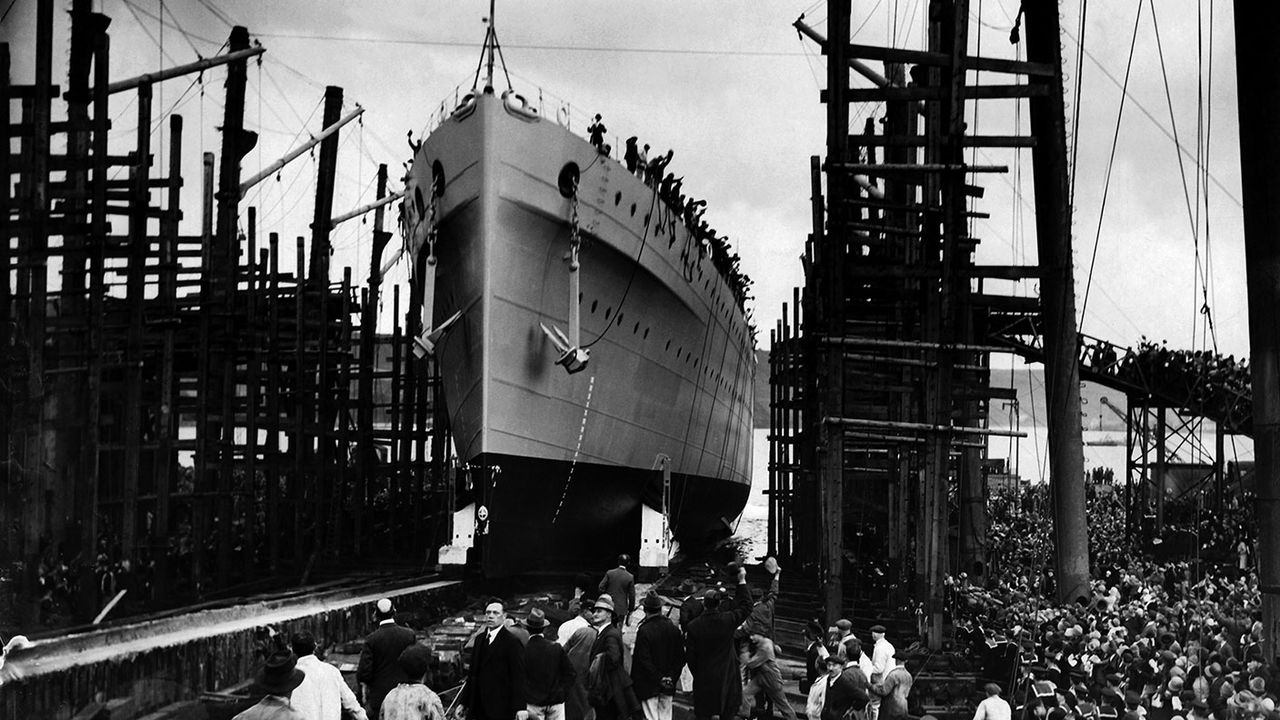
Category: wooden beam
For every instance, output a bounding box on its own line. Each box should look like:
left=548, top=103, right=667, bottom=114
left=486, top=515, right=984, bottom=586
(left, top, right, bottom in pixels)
left=849, top=133, right=1036, bottom=148
left=845, top=42, right=1056, bottom=76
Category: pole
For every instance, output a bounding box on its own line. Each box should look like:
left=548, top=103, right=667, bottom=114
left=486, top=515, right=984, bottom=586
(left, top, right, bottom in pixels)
left=1233, top=0, right=1280, bottom=664
left=308, top=85, right=344, bottom=285
left=817, top=0, right=851, bottom=627
left=1023, top=0, right=1090, bottom=604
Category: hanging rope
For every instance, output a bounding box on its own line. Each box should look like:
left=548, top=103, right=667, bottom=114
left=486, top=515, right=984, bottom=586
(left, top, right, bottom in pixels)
left=1078, top=2, right=1143, bottom=336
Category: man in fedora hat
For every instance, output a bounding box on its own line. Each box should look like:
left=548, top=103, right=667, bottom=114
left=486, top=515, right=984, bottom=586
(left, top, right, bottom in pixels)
left=234, top=649, right=307, bottom=719
left=588, top=594, right=640, bottom=720
left=460, top=598, right=528, bottom=720
left=523, top=607, right=576, bottom=720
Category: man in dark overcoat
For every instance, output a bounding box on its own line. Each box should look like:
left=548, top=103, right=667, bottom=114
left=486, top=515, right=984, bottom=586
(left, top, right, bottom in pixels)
left=357, top=598, right=416, bottom=718
left=683, top=565, right=753, bottom=720
left=460, top=599, right=528, bottom=720
left=631, top=594, right=685, bottom=720
left=598, top=555, right=636, bottom=627
left=587, top=594, right=640, bottom=720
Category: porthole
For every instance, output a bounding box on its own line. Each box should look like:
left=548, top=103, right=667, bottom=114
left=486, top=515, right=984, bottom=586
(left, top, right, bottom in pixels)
left=558, top=162, right=581, bottom=198
left=605, top=307, right=612, bottom=320
left=630, top=203, right=637, bottom=216
left=432, top=160, right=446, bottom=197
left=614, top=191, right=622, bottom=206
left=643, top=328, right=649, bottom=339
left=591, top=300, right=598, bottom=313
left=633, top=322, right=640, bottom=334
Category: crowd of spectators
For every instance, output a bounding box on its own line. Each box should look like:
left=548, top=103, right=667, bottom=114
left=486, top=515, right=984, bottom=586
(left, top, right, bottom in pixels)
left=949, top=486, right=1270, bottom=720
left=589, top=114, right=755, bottom=310
left=1082, top=339, right=1251, bottom=430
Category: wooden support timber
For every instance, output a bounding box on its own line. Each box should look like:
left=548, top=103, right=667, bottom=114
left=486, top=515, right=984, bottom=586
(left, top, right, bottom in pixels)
left=0, top=4, right=454, bottom=647
left=770, top=0, right=1093, bottom=642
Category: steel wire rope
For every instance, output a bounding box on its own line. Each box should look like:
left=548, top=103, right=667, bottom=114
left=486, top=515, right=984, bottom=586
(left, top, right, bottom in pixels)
left=1148, top=0, right=1206, bottom=337
left=240, top=94, right=323, bottom=208
left=121, top=0, right=180, bottom=68
left=255, top=31, right=814, bottom=58
left=1059, top=25, right=1240, bottom=209
left=195, top=0, right=235, bottom=29
left=671, top=270, right=724, bottom=531
left=1077, top=1, right=1142, bottom=338
left=119, top=0, right=218, bottom=50
left=579, top=161, right=656, bottom=350
left=1192, top=0, right=1220, bottom=354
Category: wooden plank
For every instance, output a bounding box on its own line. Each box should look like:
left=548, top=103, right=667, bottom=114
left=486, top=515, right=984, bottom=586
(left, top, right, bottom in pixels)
left=844, top=43, right=1055, bottom=76
left=849, top=133, right=1036, bottom=148
left=825, top=83, right=1048, bottom=103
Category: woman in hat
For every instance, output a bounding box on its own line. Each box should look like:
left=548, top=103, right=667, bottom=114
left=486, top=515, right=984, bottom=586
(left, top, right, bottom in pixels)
left=233, top=650, right=307, bottom=719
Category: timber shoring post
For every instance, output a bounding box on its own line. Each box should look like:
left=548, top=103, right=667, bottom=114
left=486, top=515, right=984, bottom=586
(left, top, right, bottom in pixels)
left=154, top=113, right=182, bottom=600
left=244, top=209, right=260, bottom=573
left=80, top=25, right=109, bottom=612
left=333, top=268, right=354, bottom=560
left=358, top=163, right=392, bottom=556
left=21, top=0, right=54, bottom=625
left=819, top=0, right=851, bottom=626
left=121, top=81, right=153, bottom=563
left=267, top=233, right=282, bottom=572
left=295, top=238, right=307, bottom=567
left=1233, top=0, right=1280, bottom=663
left=213, top=25, right=251, bottom=590
left=0, top=42, right=10, bottom=581
left=308, top=86, right=344, bottom=285
left=193, top=150, right=214, bottom=592
left=1023, top=0, right=1090, bottom=604
left=390, top=286, right=404, bottom=552
left=768, top=324, right=778, bottom=559
left=60, top=3, right=98, bottom=613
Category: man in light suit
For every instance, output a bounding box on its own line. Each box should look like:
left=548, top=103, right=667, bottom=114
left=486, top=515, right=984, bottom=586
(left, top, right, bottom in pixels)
left=460, top=599, right=529, bottom=720
left=598, top=555, right=635, bottom=627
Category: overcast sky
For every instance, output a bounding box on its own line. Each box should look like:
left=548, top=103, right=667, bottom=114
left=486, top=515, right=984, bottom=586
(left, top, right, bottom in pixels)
left=1, top=0, right=1251, bottom=364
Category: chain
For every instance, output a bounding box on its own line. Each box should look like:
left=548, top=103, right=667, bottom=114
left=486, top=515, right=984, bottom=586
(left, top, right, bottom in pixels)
left=569, top=192, right=580, bottom=248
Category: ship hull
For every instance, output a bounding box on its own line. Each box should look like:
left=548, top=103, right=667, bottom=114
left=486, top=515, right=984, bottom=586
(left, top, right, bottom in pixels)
left=471, top=453, right=751, bottom=574
left=407, top=90, right=755, bottom=573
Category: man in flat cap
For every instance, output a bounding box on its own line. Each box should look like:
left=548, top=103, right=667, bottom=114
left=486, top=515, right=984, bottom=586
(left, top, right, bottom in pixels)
left=358, top=597, right=417, bottom=718
left=869, top=624, right=896, bottom=720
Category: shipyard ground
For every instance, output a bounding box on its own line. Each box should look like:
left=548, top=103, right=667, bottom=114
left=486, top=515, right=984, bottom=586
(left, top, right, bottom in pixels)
left=2, top=562, right=977, bottom=720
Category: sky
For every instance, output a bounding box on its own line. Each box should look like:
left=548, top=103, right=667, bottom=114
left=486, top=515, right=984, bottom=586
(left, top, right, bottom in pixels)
left=1, top=0, right=1251, bottom=365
